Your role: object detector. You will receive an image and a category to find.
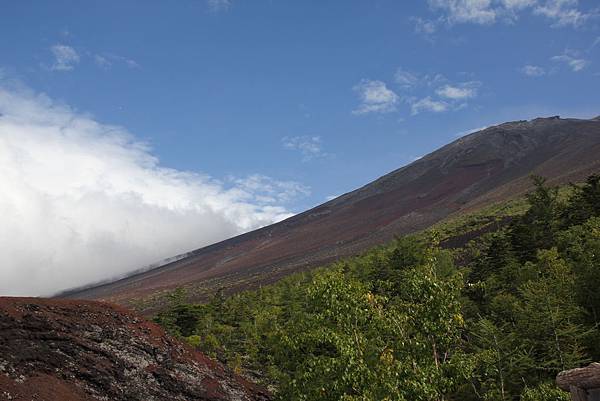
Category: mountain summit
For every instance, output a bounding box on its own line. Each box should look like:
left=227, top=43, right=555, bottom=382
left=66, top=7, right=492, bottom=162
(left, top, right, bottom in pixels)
left=64, top=116, right=600, bottom=313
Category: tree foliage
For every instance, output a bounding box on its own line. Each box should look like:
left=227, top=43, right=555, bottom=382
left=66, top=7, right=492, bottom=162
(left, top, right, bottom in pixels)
left=154, top=174, right=600, bottom=400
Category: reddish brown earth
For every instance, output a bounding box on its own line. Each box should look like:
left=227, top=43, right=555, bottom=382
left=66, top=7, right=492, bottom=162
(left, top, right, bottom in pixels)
left=0, top=297, right=270, bottom=401
left=62, top=116, right=600, bottom=314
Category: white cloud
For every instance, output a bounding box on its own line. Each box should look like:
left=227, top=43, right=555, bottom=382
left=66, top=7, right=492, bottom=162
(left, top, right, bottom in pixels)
left=227, top=175, right=310, bottom=205
left=125, top=59, right=140, bottom=69
left=520, top=64, right=546, bottom=76
left=412, top=17, right=438, bottom=37
left=207, top=0, right=231, bottom=12
left=552, top=52, right=589, bottom=71
left=282, top=135, right=326, bottom=161
left=352, top=80, right=399, bottom=115
left=0, top=84, right=307, bottom=296
left=533, top=0, right=593, bottom=27
left=94, top=53, right=140, bottom=70
left=411, top=97, right=449, bottom=115
left=427, top=0, right=595, bottom=27
left=501, top=0, right=537, bottom=9
left=94, top=55, right=112, bottom=69
left=428, top=0, right=498, bottom=24
left=394, top=68, right=421, bottom=88
left=50, top=44, right=80, bottom=71
left=436, top=83, right=478, bottom=99
left=356, top=70, right=478, bottom=116
left=394, top=67, right=447, bottom=88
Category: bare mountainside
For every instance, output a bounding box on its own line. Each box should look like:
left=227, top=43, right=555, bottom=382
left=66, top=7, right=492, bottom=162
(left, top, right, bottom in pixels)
left=63, top=116, right=600, bottom=313
left=0, top=297, right=270, bottom=401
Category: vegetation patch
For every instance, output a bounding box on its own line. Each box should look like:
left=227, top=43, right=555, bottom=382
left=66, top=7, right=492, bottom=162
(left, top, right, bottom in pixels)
left=155, top=175, right=600, bottom=400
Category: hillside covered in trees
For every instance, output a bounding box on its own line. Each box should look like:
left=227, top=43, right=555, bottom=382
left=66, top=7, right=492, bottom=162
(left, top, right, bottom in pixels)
left=155, top=175, right=600, bottom=400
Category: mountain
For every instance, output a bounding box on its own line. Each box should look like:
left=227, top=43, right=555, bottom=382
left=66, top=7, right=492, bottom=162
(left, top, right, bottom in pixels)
left=0, top=297, right=270, bottom=401
left=63, top=116, right=600, bottom=313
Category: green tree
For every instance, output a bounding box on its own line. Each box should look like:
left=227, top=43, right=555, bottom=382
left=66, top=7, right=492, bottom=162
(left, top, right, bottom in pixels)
left=510, top=176, right=561, bottom=261
left=274, top=246, right=471, bottom=401
left=561, top=175, right=600, bottom=227
left=520, top=382, right=569, bottom=401
left=469, top=318, right=533, bottom=400
left=516, top=249, right=590, bottom=373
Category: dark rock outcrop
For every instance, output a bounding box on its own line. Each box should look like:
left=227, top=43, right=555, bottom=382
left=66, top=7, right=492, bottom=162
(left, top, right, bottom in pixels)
left=0, top=297, right=270, bottom=401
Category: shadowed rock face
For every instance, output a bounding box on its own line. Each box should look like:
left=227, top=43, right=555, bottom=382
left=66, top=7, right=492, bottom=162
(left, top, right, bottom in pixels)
left=0, top=297, right=270, bottom=401
left=63, top=116, right=600, bottom=314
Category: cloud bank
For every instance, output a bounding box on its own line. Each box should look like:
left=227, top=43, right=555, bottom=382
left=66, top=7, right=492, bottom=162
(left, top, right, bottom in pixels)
left=0, top=84, right=304, bottom=296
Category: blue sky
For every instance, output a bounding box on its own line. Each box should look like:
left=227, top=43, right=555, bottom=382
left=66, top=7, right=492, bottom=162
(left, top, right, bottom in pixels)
left=1, top=1, right=599, bottom=294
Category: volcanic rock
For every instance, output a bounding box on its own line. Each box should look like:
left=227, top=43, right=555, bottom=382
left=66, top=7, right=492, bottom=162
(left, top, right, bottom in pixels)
left=0, top=297, right=270, bottom=401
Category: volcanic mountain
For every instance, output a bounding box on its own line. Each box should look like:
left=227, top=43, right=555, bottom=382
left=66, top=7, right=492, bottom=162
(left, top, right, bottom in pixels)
left=64, top=116, right=600, bottom=313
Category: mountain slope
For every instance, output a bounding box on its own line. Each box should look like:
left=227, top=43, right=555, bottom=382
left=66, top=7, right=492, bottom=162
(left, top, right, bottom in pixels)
left=63, top=116, right=600, bottom=313
left=0, top=297, right=269, bottom=401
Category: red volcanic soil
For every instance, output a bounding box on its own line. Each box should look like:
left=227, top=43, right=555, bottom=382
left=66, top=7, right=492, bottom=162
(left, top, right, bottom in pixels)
left=63, top=116, right=600, bottom=314
left=0, top=297, right=270, bottom=401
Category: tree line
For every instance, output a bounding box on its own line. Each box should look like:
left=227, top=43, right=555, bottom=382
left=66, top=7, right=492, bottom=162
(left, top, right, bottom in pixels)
left=155, top=174, right=600, bottom=400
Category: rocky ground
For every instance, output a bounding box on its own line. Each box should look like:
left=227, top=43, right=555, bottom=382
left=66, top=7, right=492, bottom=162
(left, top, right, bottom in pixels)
left=0, top=297, right=270, bottom=401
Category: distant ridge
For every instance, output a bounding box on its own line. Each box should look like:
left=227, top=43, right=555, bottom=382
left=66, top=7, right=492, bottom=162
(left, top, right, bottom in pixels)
left=63, top=115, right=600, bottom=314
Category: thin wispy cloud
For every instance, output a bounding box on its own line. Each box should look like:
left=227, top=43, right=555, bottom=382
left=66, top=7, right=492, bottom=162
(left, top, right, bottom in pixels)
left=411, top=17, right=439, bottom=39
left=427, top=0, right=596, bottom=27
left=48, top=40, right=139, bottom=72
left=521, top=41, right=596, bottom=76
left=436, top=83, right=478, bottom=99
left=533, top=0, right=594, bottom=27
left=428, top=0, right=498, bottom=24
left=50, top=44, right=80, bottom=71
left=282, top=135, right=327, bottom=161
left=227, top=174, right=310, bottom=204
left=410, top=96, right=449, bottom=115
left=207, top=0, right=232, bottom=12
left=552, top=52, right=589, bottom=71
left=391, top=67, right=480, bottom=115
left=395, top=67, right=445, bottom=88
left=352, top=79, right=399, bottom=115
left=520, top=64, right=546, bottom=76
left=0, top=83, right=307, bottom=296
left=94, top=55, right=111, bottom=69
left=394, top=68, right=421, bottom=88
left=94, top=53, right=140, bottom=69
